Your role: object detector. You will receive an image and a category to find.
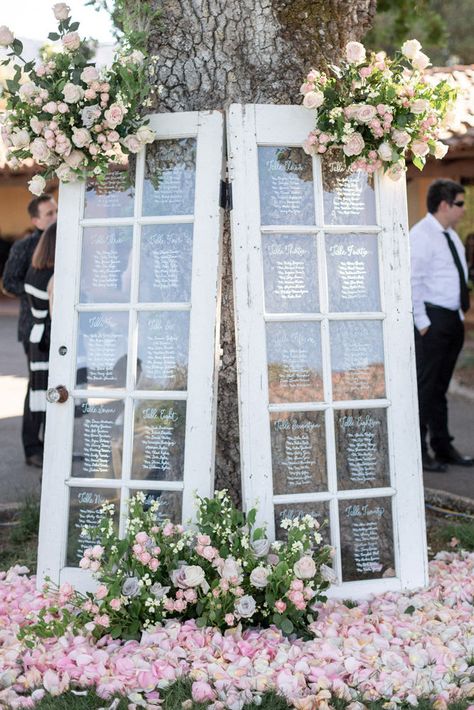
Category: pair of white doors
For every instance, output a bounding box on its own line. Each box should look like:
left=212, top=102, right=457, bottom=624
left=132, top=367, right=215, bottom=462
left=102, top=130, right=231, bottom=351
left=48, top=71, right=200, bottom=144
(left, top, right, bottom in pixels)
left=37, top=105, right=428, bottom=598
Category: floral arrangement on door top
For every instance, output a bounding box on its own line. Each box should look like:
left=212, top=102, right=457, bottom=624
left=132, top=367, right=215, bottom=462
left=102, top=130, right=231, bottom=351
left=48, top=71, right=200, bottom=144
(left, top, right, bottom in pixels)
left=301, top=39, right=457, bottom=180
left=20, top=491, right=333, bottom=644
left=0, top=3, right=155, bottom=195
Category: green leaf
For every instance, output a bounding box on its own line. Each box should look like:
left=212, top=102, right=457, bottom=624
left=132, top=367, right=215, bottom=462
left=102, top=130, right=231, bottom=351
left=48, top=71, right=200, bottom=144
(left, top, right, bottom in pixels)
left=281, top=618, right=294, bottom=635
left=69, top=22, right=80, bottom=31
left=404, top=605, right=416, bottom=615
left=48, top=32, right=60, bottom=41
left=12, top=39, right=23, bottom=55
left=247, top=508, right=256, bottom=528
left=412, top=155, right=425, bottom=171
left=110, top=625, right=123, bottom=638
left=196, top=616, right=208, bottom=627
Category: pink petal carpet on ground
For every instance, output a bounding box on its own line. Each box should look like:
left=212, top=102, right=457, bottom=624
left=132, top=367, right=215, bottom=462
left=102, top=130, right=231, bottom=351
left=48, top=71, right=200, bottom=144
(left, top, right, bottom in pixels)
left=1, top=552, right=473, bottom=709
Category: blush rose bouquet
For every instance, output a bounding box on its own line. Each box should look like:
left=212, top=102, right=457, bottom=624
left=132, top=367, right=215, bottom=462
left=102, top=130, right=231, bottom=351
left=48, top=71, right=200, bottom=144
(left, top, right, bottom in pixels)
left=0, top=3, right=156, bottom=194
left=301, top=39, right=457, bottom=180
left=19, top=491, right=333, bottom=646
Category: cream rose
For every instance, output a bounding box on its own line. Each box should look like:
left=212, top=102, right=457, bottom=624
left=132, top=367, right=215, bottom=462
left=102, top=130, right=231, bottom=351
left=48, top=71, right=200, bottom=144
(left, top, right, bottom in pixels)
left=355, top=104, right=377, bottom=123
left=0, top=26, right=14, bottom=47
left=410, top=99, right=430, bottom=115
left=19, top=82, right=37, bottom=102
left=345, top=41, right=366, bottom=65
left=55, top=162, right=75, bottom=181
left=303, top=91, right=324, bottom=110
left=220, top=557, right=243, bottom=583
left=171, top=564, right=206, bottom=589
left=72, top=127, right=92, bottom=148
left=63, top=82, right=84, bottom=104
left=412, top=51, right=430, bottom=71
left=136, top=125, right=155, bottom=144
left=343, top=132, right=365, bottom=157
left=433, top=141, right=448, bottom=159
left=28, top=174, right=46, bottom=196
left=251, top=538, right=271, bottom=558
left=43, top=101, right=58, bottom=115
left=378, top=141, right=393, bottom=162
left=30, top=118, right=44, bottom=135
left=250, top=566, right=270, bottom=589
left=80, top=66, right=99, bottom=84
left=391, top=129, right=411, bottom=148
left=302, top=138, right=317, bottom=156
left=65, top=149, right=85, bottom=169
left=53, top=3, right=71, bottom=20
left=122, top=134, right=141, bottom=153
left=30, top=138, right=51, bottom=162
left=11, top=130, right=30, bottom=149
left=293, top=555, right=316, bottom=579
left=104, top=103, right=125, bottom=128
left=401, top=39, right=422, bottom=60
left=234, top=595, right=256, bottom=619
left=62, top=32, right=80, bottom=52
left=411, top=139, right=429, bottom=157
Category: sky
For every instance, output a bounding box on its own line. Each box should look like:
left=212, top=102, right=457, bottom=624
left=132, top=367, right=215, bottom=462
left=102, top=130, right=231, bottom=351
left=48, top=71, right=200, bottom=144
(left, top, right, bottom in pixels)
left=1, top=0, right=115, bottom=44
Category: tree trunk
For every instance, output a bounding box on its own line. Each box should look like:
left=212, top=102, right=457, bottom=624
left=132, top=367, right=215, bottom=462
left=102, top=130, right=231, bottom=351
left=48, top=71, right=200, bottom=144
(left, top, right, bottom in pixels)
left=146, top=0, right=377, bottom=504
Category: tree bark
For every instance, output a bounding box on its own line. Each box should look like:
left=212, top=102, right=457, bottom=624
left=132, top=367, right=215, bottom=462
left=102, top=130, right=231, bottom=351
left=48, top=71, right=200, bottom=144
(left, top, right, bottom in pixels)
left=146, top=0, right=376, bottom=504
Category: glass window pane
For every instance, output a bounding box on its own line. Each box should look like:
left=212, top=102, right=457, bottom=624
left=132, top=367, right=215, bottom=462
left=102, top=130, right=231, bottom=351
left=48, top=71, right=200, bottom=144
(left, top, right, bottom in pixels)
left=139, top=224, right=193, bottom=303
left=258, top=146, right=315, bottom=225
left=274, top=501, right=330, bottom=544
left=266, top=322, right=323, bottom=403
left=142, top=138, right=196, bottom=216
left=71, top=398, right=124, bottom=479
left=79, top=226, right=133, bottom=304
left=339, top=497, right=396, bottom=581
left=326, top=233, right=381, bottom=312
left=133, top=489, right=183, bottom=524
left=76, top=311, right=129, bottom=390
left=262, top=233, right=319, bottom=313
left=322, top=152, right=376, bottom=226
left=137, top=311, right=190, bottom=390
left=270, top=411, right=327, bottom=494
left=84, top=163, right=134, bottom=219
left=66, top=486, right=120, bottom=566
left=132, top=400, right=186, bottom=481
left=335, top=409, right=390, bottom=490
left=330, top=320, right=385, bottom=401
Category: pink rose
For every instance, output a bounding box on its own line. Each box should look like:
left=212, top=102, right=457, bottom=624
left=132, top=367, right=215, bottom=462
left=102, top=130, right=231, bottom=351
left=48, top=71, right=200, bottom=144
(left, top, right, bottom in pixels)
left=55, top=136, right=72, bottom=156
left=104, top=103, right=125, bottom=128
left=201, top=545, right=217, bottom=561
left=355, top=104, right=377, bottom=123
left=72, top=127, right=92, bottom=148
left=30, top=138, right=51, bottom=162
left=95, top=584, right=108, bottom=600
left=109, top=598, right=121, bottom=611
left=84, top=89, right=97, bottom=101
left=345, top=41, right=366, bottom=65
left=57, top=103, right=69, bottom=114
left=302, top=138, right=317, bottom=156
left=359, top=66, right=372, bottom=79
left=148, top=558, right=159, bottom=572
left=122, top=134, right=141, bottom=153
left=62, top=32, right=80, bottom=52
left=411, top=98, right=430, bottom=115
left=225, top=613, right=235, bottom=626
left=274, top=600, right=287, bottom=613
left=343, top=132, right=365, bottom=157
left=53, top=3, right=71, bottom=21
left=80, top=66, right=99, bottom=84
left=95, top=613, right=110, bottom=627
left=139, top=551, right=151, bottom=565
left=293, top=555, right=316, bottom=579
left=0, top=25, right=14, bottom=47
left=135, top=532, right=149, bottom=544
left=411, top=139, right=429, bottom=157
left=303, top=90, right=324, bottom=109
left=43, top=101, right=58, bottom=115
left=392, top=129, right=410, bottom=148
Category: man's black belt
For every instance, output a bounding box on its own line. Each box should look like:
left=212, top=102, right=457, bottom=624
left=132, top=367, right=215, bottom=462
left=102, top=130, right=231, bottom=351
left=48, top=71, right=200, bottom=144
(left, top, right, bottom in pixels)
left=424, top=302, right=458, bottom=313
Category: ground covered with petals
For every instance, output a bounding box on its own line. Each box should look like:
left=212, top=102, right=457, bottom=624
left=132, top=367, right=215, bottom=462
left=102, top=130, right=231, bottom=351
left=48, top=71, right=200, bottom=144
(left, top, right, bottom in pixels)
left=1, top=553, right=473, bottom=709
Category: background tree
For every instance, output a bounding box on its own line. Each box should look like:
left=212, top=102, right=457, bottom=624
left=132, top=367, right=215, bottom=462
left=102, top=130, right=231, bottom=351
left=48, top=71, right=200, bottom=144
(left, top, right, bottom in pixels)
left=89, top=0, right=377, bottom=502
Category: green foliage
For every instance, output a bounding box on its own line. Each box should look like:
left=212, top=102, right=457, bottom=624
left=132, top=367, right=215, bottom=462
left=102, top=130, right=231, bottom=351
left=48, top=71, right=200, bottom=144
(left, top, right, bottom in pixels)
left=85, top=0, right=161, bottom=51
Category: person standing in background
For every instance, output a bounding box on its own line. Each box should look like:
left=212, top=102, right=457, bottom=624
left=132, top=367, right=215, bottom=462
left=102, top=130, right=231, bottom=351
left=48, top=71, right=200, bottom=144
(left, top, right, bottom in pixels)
left=2, top=194, right=57, bottom=468
left=410, top=178, right=473, bottom=473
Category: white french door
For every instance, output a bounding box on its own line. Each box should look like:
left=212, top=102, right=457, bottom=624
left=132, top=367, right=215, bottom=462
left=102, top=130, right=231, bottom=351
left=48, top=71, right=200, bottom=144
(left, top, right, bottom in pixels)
left=228, top=104, right=428, bottom=597
left=37, top=111, right=224, bottom=590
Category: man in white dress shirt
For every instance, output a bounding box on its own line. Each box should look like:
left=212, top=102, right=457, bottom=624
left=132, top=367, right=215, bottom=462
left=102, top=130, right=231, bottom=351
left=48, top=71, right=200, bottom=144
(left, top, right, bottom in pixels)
left=410, top=178, right=473, bottom=472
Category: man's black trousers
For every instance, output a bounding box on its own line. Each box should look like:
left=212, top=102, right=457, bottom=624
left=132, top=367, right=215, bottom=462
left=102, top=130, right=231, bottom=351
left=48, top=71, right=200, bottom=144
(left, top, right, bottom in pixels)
left=22, top=340, right=44, bottom=458
left=414, top=305, right=464, bottom=457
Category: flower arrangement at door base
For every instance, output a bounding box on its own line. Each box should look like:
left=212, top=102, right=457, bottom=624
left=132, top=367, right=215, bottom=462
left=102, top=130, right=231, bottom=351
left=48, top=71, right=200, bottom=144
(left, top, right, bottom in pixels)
left=19, top=491, right=333, bottom=645
left=300, top=39, right=457, bottom=180
left=0, top=3, right=156, bottom=195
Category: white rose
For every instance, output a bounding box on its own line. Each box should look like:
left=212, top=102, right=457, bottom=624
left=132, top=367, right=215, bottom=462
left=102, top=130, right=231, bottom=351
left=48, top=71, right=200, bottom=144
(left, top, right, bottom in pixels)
left=293, top=555, right=316, bottom=579
left=122, top=134, right=141, bottom=153
left=28, top=174, right=46, bottom=196
left=63, top=82, right=84, bottom=104
left=303, top=91, right=324, bottom=110
left=30, top=138, right=51, bottom=162
left=80, top=66, right=99, bottom=84
left=136, top=124, right=156, bottom=144
left=401, top=39, right=422, bottom=60
left=391, top=129, right=411, bottom=148
left=250, top=566, right=270, bottom=589
left=412, top=52, right=430, bottom=71
left=55, top=162, right=76, bottom=182
left=104, top=103, right=125, bottom=128
left=72, top=127, right=92, bottom=148
left=411, top=139, right=429, bottom=157
left=55, top=136, right=72, bottom=156
left=355, top=104, right=377, bottom=123
left=345, top=41, right=366, bottom=65
left=64, top=149, right=85, bottom=168
left=11, top=130, right=30, bottom=149
left=411, top=99, right=430, bottom=115
left=53, top=3, right=71, bottom=21
left=30, top=118, right=44, bottom=135
left=19, top=82, right=37, bottom=101
left=80, top=104, right=101, bottom=128
left=234, top=595, right=256, bottom=619
left=378, top=141, right=393, bottom=162
left=171, top=564, right=206, bottom=588
left=0, top=26, right=14, bottom=47
left=342, top=131, right=365, bottom=157
left=433, top=141, right=448, bottom=159
left=220, top=557, right=243, bottom=583
left=62, top=32, right=81, bottom=52
left=251, top=538, right=270, bottom=558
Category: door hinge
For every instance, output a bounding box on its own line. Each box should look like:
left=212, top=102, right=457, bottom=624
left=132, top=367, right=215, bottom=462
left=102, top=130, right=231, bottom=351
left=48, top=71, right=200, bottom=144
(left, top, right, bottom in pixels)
left=219, top=180, right=233, bottom=210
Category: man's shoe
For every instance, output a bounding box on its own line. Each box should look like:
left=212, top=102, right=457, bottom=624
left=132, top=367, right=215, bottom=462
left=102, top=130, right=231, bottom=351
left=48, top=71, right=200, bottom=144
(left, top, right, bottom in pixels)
left=25, top=453, right=43, bottom=469
left=436, top=447, right=474, bottom=467
left=422, top=453, right=447, bottom=472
